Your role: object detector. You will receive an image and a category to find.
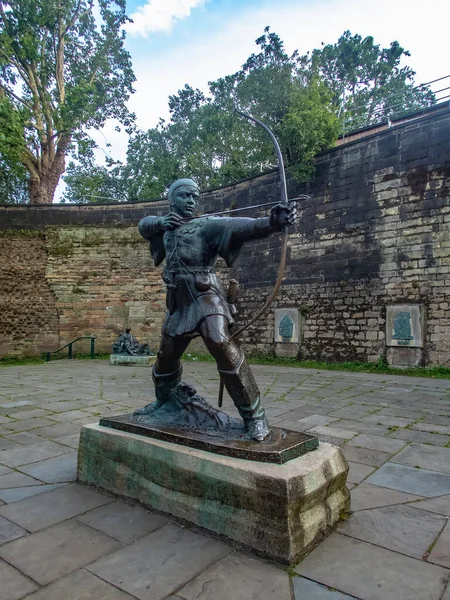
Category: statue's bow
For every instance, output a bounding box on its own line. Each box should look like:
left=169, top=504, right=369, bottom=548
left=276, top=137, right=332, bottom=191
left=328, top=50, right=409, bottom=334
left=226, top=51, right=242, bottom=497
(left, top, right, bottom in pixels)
left=229, top=106, right=290, bottom=340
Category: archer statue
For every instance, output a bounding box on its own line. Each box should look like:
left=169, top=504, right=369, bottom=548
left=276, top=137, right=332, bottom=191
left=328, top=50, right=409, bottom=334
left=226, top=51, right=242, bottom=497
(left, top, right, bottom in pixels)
left=134, top=178, right=297, bottom=441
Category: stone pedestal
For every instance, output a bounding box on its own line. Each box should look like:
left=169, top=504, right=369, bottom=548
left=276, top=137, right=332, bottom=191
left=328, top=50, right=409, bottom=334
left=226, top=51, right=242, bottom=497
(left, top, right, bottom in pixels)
left=78, top=424, right=350, bottom=565
left=109, top=354, right=156, bottom=367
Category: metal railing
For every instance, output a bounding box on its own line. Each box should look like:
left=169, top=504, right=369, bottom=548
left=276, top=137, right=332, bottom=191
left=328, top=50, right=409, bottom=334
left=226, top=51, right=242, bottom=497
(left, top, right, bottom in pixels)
left=45, top=336, right=96, bottom=362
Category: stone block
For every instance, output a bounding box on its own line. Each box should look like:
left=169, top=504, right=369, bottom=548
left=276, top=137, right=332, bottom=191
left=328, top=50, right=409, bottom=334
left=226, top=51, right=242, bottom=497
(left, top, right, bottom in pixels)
left=275, top=342, right=300, bottom=358
left=78, top=424, right=350, bottom=565
left=109, top=354, right=157, bottom=367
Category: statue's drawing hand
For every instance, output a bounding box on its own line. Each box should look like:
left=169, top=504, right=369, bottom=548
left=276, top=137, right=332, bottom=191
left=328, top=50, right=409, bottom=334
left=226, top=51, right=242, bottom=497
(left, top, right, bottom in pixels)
left=158, top=212, right=183, bottom=231
left=270, top=202, right=297, bottom=230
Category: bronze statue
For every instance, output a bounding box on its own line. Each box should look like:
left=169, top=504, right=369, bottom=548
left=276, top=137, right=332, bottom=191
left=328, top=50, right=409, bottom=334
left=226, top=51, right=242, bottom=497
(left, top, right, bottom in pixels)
left=134, top=178, right=296, bottom=441
left=113, top=328, right=152, bottom=356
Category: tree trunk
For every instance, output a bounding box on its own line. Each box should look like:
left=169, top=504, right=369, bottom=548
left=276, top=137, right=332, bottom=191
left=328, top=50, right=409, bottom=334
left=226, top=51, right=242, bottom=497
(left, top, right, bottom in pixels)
left=28, top=136, right=69, bottom=205
left=28, top=171, right=60, bottom=204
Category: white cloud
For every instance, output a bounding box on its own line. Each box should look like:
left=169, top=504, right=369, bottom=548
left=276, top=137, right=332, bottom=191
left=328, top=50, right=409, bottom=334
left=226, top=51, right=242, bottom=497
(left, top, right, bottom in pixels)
left=126, top=0, right=207, bottom=36
left=126, top=0, right=449, bottom=133
left=56, top=0, right=450, bottom=201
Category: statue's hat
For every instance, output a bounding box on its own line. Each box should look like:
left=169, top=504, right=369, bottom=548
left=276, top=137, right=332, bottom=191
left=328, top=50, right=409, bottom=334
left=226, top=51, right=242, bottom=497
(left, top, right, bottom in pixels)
left=168, top=179, right=199, bottom=203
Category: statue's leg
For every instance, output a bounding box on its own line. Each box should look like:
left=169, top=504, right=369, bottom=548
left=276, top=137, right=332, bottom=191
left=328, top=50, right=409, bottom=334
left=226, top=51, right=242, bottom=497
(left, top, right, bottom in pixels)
left=134, top=334, right=190, bottom=415
left=198, top=316, right=269, bottom=441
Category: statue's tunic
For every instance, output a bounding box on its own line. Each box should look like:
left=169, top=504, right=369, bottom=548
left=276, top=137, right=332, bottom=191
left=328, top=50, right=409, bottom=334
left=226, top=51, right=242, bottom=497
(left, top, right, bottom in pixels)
left=139, top=216, right=273, bottom=338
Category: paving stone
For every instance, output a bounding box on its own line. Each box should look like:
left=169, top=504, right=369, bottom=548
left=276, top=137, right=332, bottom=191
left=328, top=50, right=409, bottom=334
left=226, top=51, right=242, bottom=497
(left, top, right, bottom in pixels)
left=77, top=500, right=168, bottom=543
left=428, top=521, right=450, bottom=568
left=0, top=483, right=66, bottom=504
left=411, top=495, right=450, bottom=517
left=423, top=416, right=450, bottom=427
left=297, top=415, right=338, bottom=426
left=361, top=414, right=414, bottom=428
left=52, top=433, right=80, bottom=448
left=33, top=423, right=81, bottom=439
left=411, top=423, right=450, bottom=435
left=298, top=533, right=449, bottom=600
left=350, top=483, right=424, bottom=511
left=0, top=483, right=113, bottom=531
left=307, top=425, right=357, bottom=439
left=0, top=519, right=122, bottom=585
left=19, top=452, right=77, bottom=483
left=273, top=419, right=315, bottom=433
left=0, top=465, right=12, bottom=475
left=329, top=407, right=376, bottom=419
left=0, top=515, right=27, bottom=544
left=0, top=559, right=38, bottom=600
left=4, top=432, right=48, bottom=445
left=0, top=472, right=42, bottom=489
left=21, top=569, right=135, bottom=600
left=0, top=438, right=22, bottom=451
left=392, top=443, right=450, bottom=475
left=330, top=419, right=390, bottom=436
left=2, top=418, right=58, bottom=433
left=366, top=463, right=450, bottom=497
left=338, top=504, right=447, bottom=558
left=387, top=428, right=450, bottom=446
left=0, top=401, right=34, bottom=409
left=7, top=409, right=52, bottom=420
left=341, top=445, right=392, bottom=467
left=88, top=523, right=231, bottom=600
left=0, top=440, right=72, bottom=468
left=347, top=434, right=406, bottom=453
left=347, top=462, right=375, bottom=484
left=41, top=401, right=87, bottom=413
left=443, top=583, right=450, bottom=600
left=177, top=551, right=291, bottom=600
left=50, top=410, right=93, bottom=422
left=292, top=577, right=354, bottom=599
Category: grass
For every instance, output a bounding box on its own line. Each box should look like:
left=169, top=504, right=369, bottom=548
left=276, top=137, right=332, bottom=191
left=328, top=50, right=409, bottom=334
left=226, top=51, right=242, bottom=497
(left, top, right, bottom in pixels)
left=2, top=351, right=450, bottom=380
left=0, top=352, right=110, bottom=367
left=182, top=353, right=450, bottom=379
left=0, top=355, right=46, bottom=367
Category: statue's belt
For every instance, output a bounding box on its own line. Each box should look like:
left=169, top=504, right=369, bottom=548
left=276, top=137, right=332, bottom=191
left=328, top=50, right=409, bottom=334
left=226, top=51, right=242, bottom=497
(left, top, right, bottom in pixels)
left=165, top=267, right=215, bottom=275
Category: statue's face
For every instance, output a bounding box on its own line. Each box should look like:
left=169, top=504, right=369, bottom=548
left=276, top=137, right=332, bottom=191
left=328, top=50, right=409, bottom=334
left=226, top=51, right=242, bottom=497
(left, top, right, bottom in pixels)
left=172, top=185, right=199, bottom=217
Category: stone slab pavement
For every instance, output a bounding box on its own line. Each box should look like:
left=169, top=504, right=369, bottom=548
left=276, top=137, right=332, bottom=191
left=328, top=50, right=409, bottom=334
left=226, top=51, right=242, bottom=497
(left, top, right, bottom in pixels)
left=0, top=359, right=449, bottom=599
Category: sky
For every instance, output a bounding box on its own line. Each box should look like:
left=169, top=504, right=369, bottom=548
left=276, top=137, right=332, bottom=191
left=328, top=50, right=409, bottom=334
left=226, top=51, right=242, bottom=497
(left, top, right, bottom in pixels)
left=62, top=0, right=450, bottom=198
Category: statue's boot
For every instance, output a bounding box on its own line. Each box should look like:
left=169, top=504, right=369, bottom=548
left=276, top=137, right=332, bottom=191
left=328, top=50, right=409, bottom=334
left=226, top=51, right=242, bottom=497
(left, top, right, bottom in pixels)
left=218, top=357, right=269, bottom=441
left=134, top=366, right=182, bottom=415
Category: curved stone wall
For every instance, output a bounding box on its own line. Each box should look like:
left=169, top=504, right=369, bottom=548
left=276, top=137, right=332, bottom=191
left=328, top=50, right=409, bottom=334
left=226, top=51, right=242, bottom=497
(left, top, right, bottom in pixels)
left=1, top=107, right=449, bottom=364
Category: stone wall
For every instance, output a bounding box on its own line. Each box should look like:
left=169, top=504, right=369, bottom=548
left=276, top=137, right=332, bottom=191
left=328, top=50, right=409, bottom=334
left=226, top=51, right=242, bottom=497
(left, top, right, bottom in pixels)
left=0, top=106, right=449, bottom=364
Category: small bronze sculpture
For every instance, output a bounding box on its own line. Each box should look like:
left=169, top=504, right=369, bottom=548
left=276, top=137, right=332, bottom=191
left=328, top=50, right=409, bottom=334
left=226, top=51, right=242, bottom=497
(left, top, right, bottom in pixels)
left=113, top=328, right=152, bottom=356
left=134, top=178, right=296, bottom=441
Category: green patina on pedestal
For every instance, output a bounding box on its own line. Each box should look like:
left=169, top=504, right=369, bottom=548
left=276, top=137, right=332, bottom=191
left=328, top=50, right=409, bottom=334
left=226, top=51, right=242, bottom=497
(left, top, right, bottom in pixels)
left=78, top=423, right=350, bottom=565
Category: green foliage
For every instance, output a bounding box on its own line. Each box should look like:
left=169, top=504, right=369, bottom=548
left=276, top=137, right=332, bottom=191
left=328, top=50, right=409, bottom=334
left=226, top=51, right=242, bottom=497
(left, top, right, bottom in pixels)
left=301, top=30, right=435, bottom=132
left=70, top=27, right=338, bottom=201
left=63, top=27, right=435, bottom=202
left=61, top=162, right=126, bottom=203
left=0, top=355, right=45, bottom=367
left=0, top=0, right=135, bottom=204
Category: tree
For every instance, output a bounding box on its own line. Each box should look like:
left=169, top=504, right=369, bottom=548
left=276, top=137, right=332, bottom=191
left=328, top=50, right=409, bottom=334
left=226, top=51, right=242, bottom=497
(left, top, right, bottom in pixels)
left=61, top=161, right=125, bottom=203
left=0, top=0, right=135, bottom=204
left=0, top=159, right=28, bottom=203
left=301, top=31, right=435, bottom=132
left=114, top=28, right=339, bottom=199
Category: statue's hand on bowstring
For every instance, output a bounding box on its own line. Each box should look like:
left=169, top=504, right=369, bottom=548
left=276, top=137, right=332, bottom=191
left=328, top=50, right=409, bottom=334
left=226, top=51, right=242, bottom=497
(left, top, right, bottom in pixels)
left=269, top=202, right=298, bottom=231
left=158, top=212, right=183, bottom=231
